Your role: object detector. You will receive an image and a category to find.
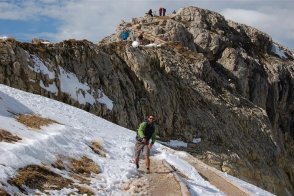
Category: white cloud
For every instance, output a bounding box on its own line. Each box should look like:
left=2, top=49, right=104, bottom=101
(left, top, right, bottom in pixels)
left=221, top=9, right=269, bottom=27
left=0, top=0, right=294, bottom=50
left=221, top=7, right=294, bottom=49
left=0, top=2, right=30, bottom=20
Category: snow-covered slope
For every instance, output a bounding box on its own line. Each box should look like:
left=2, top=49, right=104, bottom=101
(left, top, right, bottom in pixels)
left=0, top=84, right=274, bottom=195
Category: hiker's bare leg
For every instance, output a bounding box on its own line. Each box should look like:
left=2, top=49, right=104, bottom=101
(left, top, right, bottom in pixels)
left=135, top=156, right=139, bottom=168
left=145, top=155, right=150, bottom=169
left=135, top=156, right=139, bottom=164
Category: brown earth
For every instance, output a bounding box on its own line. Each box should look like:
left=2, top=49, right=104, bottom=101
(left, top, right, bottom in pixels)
left=0, top=129, right=21, bottom=143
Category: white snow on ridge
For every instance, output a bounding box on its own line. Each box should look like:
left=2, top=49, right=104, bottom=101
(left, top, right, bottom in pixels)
left=271, top=44, right=287, bottom=59
left=97, top=89, right=113, bottom=110
left=0, top=36, right=8, bottom=40
left=160, top=140, right=188, bottom=147
left=159, top=138, right=201, bottom=148
left=58, top=66, right=96, bottom=105
left=39, top=80, right=58, bottom=95
left=58, top=66, right=113, bottom=109
left=29, top=55, right=56, bottom=79
left=26, top=56, right=114, bottom=109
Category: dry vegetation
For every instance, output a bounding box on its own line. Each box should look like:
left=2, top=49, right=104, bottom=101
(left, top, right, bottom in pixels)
left=89, top=139, right=106, bottom=157
left=74, top=185, right=95, bottom=195
left=166, top=42, right=204, bottom=61
left=7, top=154, right=101, bottom=194
left=8, top=165, right=72, bottom=193
left=0, top=188, right=9, bottom=196
left=0, top=129, right=22, bottom=143
left=69, top=156, right=101, bottom=177
left=16, top=114, right=58, bottom=129
left=52, top=155, right=101, bottom=184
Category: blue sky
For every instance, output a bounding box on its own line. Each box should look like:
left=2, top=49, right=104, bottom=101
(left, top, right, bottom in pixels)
left=0, top=0, right=294, bottom=50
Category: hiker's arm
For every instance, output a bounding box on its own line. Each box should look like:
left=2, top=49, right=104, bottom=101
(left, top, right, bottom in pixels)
left=137, top=122, right=146, bottom=138
left=151, top=130, right=156, bottom=144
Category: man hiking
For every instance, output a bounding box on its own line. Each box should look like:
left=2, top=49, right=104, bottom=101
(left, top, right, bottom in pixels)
left=134, top=115, right=157, bottom=174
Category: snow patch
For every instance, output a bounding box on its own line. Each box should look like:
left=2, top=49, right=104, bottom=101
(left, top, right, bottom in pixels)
left=160, top=140, right=188, bottom=148
left=58, top=67, right=113, bottom=109
left=144, top=43, right=161, bottom=47
left=271, top=44, right=287, bottom=59
left=192, top=138, right=201, bottom=143
left=97, top=89, right=113, bottom=110
left=0, top=36, right=8, bottom=40
left=58, top=67, right=95, bottom=105
left=39, top=80, right=58, bottom=95
left=29, top=55, right=56, bottom=79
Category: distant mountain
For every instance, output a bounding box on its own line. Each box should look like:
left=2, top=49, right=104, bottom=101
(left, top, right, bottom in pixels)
left=0, top=6, right=293, bottom=195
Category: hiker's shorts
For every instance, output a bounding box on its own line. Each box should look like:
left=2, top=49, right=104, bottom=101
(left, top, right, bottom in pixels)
left=134, top=141, right=150, bottom=157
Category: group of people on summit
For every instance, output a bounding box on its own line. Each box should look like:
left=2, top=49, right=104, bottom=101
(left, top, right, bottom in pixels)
left=121, top=7, right=170, bottom=45
left=147, top=7, right=166, bottom=17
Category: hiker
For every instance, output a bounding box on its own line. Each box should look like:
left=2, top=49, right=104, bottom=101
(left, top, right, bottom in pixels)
left=121, top=29, right=129, bottom=41
left=159, top=7, right=163, bottom=16
left=137, top=32, right=144, bottom=45
left=163, top=8, right=166, bottom=16
left=147, top=9, right=153, bottom=17
left=134, top=115, right=157, bottom=174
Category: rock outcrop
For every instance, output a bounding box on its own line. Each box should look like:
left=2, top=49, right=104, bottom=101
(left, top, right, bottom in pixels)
left=0, top=6, right=293, bottom=195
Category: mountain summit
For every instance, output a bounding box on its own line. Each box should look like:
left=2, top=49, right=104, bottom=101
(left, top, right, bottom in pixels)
left=0, top=6, right=293, bottom=195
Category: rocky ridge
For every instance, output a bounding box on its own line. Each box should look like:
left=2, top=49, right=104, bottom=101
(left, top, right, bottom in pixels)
left=0, top=6, right=293, bottom=195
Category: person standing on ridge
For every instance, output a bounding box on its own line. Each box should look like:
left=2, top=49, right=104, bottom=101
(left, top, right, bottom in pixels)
left=163, top=8, right=166, bottom=16
left=134, top=115, right=157, bottom=174
left=159, top=7, right=163, bottom=16
left=147, top=9, right=153, bottom=17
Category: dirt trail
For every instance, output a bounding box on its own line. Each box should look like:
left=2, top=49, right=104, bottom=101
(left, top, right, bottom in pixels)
left=145, top=158, right=183, bottom=196
left=124, top=152, right=250, bottom=196
left=125, top=151, right=252, bottom=196
left=125, top=157, right=183, bottom=196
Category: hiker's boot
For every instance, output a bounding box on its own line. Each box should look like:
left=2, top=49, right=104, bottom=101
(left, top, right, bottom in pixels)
left=146, top=168, right=150, bottom=174
left=136, top=163, right=139, bottom=169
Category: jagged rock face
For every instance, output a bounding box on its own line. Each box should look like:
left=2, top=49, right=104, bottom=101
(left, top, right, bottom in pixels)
left=1, top=6, right=294, bottom=195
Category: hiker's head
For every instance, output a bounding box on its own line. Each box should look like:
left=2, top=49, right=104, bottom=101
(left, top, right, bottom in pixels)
left=147, top=115, right=156, bottom=123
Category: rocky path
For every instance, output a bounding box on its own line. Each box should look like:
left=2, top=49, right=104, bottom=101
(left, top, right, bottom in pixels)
left=125, top=153, right=251, bottom=196
left=125, top=157, right=183, bottom=196
left=145, top=158, right=184, bottom=196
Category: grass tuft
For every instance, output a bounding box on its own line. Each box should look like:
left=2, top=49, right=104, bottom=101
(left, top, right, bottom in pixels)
left=8, top=165, right=72, bottom=193
left=90, top=138, right=106, bottom=157
left=52, top=155, right=101, bottom=178
left=74, top=185, right=95, bottom=195
left=69, top=156, right=101, bottom=176
left=0, top=187, right=9, bottom=196
left=16, top=114, right=58, bottom=129
left=0, top=129, right=22, bottom=143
